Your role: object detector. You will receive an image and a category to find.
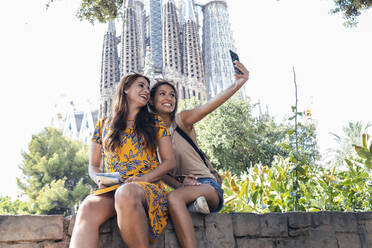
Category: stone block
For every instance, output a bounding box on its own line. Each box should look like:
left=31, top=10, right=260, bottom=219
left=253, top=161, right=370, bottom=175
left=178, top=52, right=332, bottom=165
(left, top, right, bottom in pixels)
left=331, top=212, right=358, bottom=233
left=356, top=212, right=372, bottom=222
left=43, top=241, right=69, bottom=248
left=99, top=217, right=113, bottom=233
left=205, top=213, right=235, bottom=248
left=0, top=215, right=64, bottom=242
left=98, top=233, right=114, bottom=248
left=162, top=223, right=206, bottom=248
left=358, top=218, right=372, bottom=248
left=164, top=229, right=180, bottom=248
left=336, top=233, right=362, bottom=248
left=236, top=238, right=275, bottom=248
left=67, top=215, right=75, bottom=236
left=288, top=212, right=311, bottom=229
left=275, top=238, right=308, bottom=248
left=308, top=238, right=338, bottom=248
left=166, top=213, right=204, bottom=230
left=309, top=225, right=335, bottom=240
left=111, top=221, right=126, bottom=248
left=311, top=211, right=332, bottom=227
left=260, top=213, right=288, bottom=237
left=151, top=231, right=164, bottom=248
left=232, top=213, right=261, bottom=237
left=0, top=244, right=42, bottom=248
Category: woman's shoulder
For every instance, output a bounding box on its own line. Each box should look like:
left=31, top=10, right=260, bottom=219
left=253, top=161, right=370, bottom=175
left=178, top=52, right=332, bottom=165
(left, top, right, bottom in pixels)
left=176, top=112, right=194, bottom=133
left=95, top=118, right=106, bottom=128
left=154, top=115, right=168, bottom=129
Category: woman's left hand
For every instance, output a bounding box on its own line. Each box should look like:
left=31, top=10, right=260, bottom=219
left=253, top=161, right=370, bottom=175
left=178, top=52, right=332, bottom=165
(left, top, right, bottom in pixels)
left=183, top=175, right=200, bottom=186
left=126, top=176, right=148, bottom=183
left=234, top=61, right=249, bottom=87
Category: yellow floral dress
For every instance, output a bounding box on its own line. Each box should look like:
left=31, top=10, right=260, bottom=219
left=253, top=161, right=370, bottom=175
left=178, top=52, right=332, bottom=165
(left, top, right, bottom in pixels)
left=91, top=116, right=170, bottom=241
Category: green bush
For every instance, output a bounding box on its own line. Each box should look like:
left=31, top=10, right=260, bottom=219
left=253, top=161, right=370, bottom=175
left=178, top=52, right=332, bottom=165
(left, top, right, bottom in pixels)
left=220, top=133, right=372, bottom=213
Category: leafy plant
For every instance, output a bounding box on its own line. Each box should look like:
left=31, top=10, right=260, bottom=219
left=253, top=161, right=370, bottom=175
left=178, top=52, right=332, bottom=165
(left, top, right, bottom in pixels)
left=220, top=133, right=372, bottom=213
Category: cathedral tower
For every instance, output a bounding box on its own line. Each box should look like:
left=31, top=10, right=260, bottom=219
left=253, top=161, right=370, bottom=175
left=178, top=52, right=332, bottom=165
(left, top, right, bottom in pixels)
left=148, top=0, right=163, bottom=73
left=202, top=0, right=237, bottom=98
left=181, top=0, right=206, bottom=100
left=162, top=0, right=182, bottom=75
left=100, top=21, right=120, bottom=118
left=121, top=0, right=143, bottom=76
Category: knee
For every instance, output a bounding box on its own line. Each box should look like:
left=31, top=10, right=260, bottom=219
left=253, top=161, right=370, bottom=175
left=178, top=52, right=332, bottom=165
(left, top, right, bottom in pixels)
left=167, top=190, right=183, bottom=207
left=114, top=183, right=143, bottom=210
left=76, top=197, right=99, bottom=222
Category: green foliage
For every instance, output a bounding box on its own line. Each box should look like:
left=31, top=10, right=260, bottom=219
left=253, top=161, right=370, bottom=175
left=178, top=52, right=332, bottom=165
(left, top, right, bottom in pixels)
left=0, top=196, right=31, bottom=215
left=46, top=0, right=124, bottom=24
left=221, top=133, right=372, bottom=213
left=327, top=122, right=371, bottom=167
left=330, top=0, right=372, bottom=27
left=178, top=97, right=319, bottom=175
left=17, top=127, right=94, bottom=215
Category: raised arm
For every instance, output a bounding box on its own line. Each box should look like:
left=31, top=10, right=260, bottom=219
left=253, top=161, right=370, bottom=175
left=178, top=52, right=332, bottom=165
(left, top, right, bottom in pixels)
left=181, top=61, right=249, bottom=129
left=88, top=141, right=103, bottom=186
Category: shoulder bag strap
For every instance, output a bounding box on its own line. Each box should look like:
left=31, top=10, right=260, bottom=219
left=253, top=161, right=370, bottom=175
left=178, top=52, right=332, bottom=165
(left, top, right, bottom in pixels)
left=175, top=125, right=209, bottom=169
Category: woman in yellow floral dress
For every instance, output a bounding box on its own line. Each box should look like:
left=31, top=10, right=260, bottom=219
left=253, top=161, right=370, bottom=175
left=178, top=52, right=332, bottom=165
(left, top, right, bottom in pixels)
left=70, top=74, right=175, bottom=248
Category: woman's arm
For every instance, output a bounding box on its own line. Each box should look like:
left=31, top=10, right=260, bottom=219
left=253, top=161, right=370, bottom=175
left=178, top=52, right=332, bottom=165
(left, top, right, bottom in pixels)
left=161, top=174, right=182, bottom=189
left=89, top=141, right=103, bottom=186
left=181, top=61, right=249, bottom=129
left=161, top=174, right=200, bottom=189
left=131, top=135, right=176, bottom=183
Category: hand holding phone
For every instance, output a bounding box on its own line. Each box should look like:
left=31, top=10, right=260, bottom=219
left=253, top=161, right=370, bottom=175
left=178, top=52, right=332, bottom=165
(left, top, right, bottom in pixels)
left=229, top=50, right=243, bottom=75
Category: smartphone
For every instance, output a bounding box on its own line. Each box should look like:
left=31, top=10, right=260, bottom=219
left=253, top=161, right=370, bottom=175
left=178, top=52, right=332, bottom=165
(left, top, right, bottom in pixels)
left=229, top=50, right=243, bottom=75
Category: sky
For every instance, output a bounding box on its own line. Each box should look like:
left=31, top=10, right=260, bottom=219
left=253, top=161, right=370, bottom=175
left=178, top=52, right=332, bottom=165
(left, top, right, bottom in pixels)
left=0, top=0, right=371, bottom=199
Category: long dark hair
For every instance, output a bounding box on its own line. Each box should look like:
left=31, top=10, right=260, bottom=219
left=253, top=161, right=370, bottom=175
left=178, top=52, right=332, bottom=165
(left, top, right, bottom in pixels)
left=104, top=73, right=157, bottom=153
left=149, top=81, right=178, bottom=121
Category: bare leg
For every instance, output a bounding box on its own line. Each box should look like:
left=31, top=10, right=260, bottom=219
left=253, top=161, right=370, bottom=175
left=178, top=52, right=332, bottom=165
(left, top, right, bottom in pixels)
left=114, top=183, right=149, bottom=248
left=70, top=193, right=115, bottom=248
left=167, top=184, right=219, bottom=248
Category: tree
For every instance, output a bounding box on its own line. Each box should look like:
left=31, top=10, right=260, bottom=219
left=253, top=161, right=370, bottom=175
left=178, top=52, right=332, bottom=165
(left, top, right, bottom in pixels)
left=178, top=97, right=319, bottom=175
left=326, top=121, right=371, bottom=167
left=330, top=0, right=372, bottom=27
left=17, top=127, right=95, bottom=215
left=46, top=0, right=124, bottom=24
left=46, top=0, right=372, bottom=26
left=0, top=196, right=31, bottom=215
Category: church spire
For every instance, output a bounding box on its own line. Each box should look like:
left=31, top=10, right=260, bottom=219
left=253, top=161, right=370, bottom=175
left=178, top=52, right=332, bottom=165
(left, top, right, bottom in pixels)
left=182, top=0, right=197, bottom=24
left=106, top=20, right=116, bottom=33
left=99, top=21, right=120, bottom=118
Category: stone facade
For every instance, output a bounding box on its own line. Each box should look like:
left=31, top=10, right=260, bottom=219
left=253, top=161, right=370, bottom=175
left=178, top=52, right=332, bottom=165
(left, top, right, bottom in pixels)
left=1, top=212, right=371, bottom=248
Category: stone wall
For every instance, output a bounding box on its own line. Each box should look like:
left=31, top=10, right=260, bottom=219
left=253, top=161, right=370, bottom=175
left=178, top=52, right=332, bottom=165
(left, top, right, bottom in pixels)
left=0, top=212, right=371, bottom=248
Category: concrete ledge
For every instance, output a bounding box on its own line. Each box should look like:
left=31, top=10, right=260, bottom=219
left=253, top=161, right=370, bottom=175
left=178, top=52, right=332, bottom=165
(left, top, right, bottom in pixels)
left=0, top=212, right=371, bottom=247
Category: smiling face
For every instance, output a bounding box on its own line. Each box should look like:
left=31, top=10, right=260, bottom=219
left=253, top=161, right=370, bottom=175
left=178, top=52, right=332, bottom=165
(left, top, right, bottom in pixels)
left=125, top=76, right=150, bottom=108
left=152, top=84, right=177, bottom=115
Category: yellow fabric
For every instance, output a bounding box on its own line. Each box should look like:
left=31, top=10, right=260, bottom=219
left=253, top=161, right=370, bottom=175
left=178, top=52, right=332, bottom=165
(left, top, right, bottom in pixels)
left=92, top=116, right=170, bottom=241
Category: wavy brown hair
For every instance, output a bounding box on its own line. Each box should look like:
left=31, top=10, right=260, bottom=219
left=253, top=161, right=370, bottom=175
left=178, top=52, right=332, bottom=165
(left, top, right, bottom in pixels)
left=104, top=73, right=157, bottom=153
left=149, top=81, right=178, bottom=121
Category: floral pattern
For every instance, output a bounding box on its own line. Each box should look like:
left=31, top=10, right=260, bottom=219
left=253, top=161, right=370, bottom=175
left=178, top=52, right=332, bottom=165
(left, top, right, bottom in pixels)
left=92, top=116, right=170, bottom=241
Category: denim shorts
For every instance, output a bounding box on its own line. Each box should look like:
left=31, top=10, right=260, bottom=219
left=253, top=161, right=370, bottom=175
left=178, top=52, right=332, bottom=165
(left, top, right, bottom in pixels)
left=197, top=178, right=224, bottom=212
